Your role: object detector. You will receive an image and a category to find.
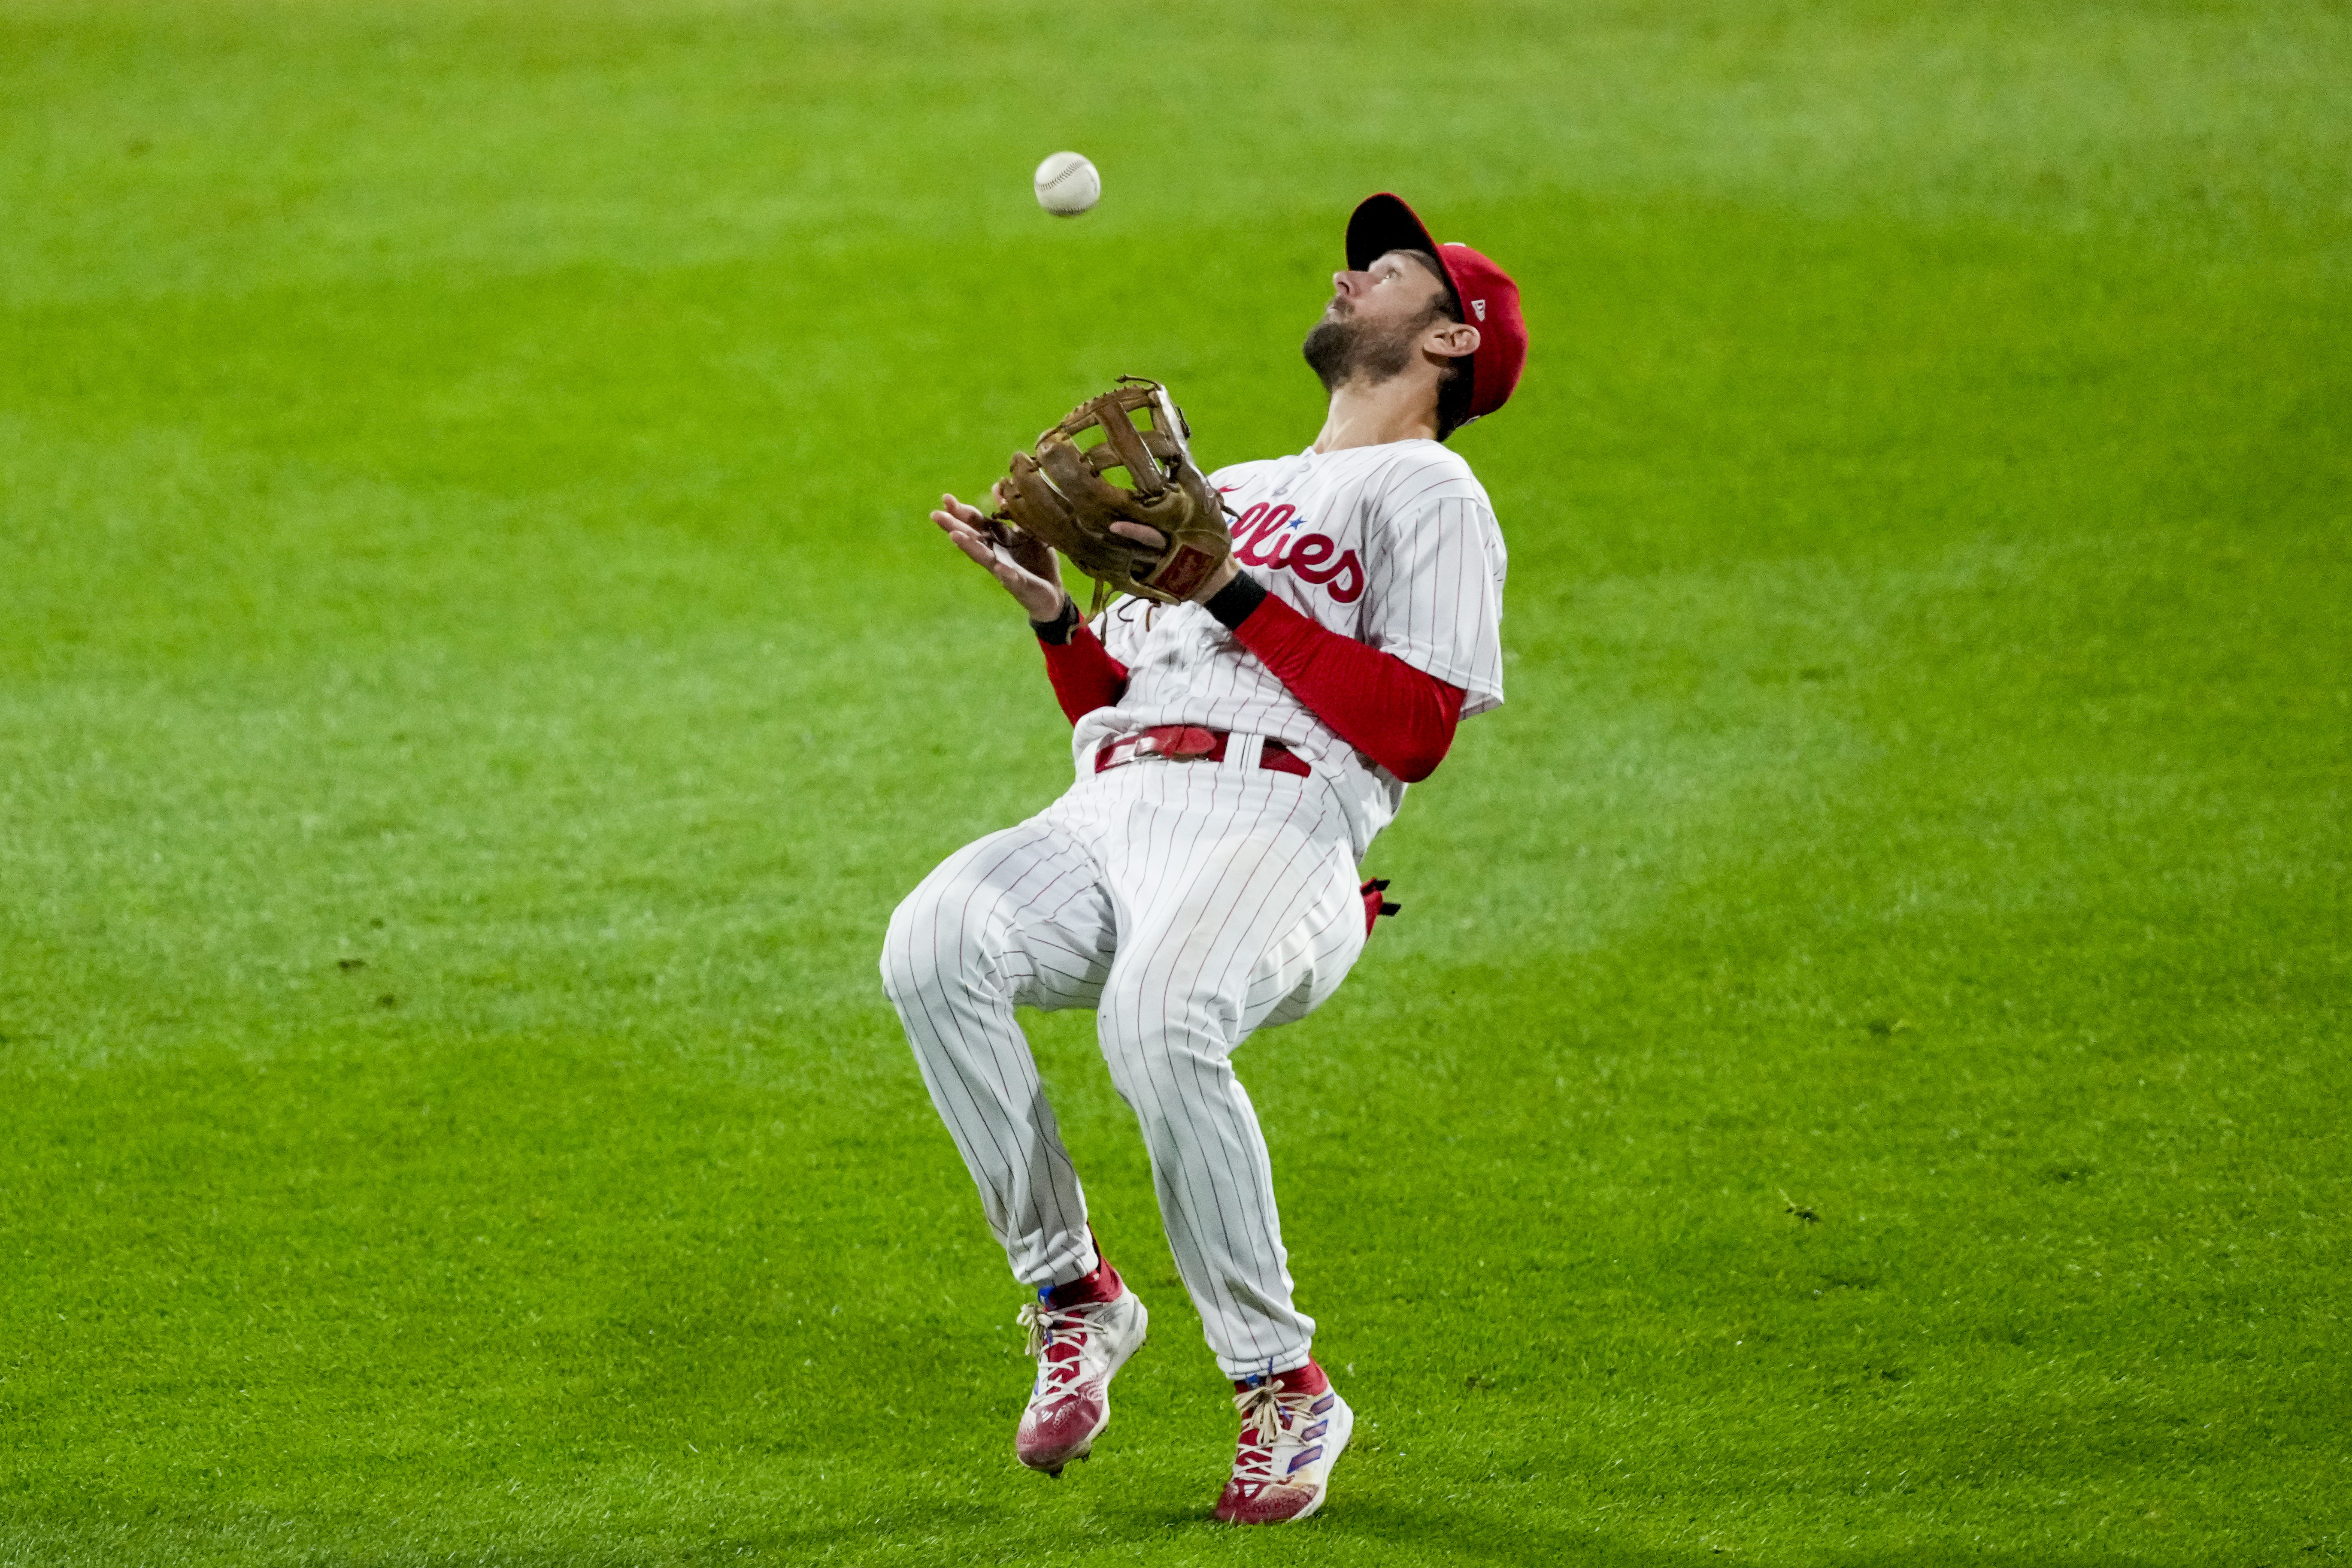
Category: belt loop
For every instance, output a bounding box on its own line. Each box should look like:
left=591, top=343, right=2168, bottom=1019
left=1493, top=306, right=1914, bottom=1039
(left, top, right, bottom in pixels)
left=1227, top=733, right=1266, bottom=773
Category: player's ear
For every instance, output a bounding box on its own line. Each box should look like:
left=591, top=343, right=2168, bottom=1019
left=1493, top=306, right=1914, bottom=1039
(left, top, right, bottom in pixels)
left=1426, top=320, right=1480, bottom=359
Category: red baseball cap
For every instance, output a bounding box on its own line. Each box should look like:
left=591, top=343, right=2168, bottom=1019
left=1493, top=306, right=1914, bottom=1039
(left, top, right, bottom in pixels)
left=1344, top=192, right=1525, bottom=425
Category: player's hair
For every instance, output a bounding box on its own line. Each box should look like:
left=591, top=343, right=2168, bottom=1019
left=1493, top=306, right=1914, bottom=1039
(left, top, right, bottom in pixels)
left=1400, top=249, right=1477, bottom=442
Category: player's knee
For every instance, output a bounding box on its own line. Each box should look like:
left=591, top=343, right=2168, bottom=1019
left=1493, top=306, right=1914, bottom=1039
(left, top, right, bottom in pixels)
left=1097, top=986, right=1243, bottom=1077
left=878, top=886, right=950, bottom=1006
left=880, top=876, right=1005, bottom=1009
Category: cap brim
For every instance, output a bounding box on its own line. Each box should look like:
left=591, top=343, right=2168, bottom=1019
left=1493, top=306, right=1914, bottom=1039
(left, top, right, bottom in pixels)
left=1345, top=192, right=1461, bottom=314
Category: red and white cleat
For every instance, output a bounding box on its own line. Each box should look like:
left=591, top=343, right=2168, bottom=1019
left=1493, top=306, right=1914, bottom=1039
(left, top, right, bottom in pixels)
left=1212, top=1362, right=1354, bottom=1525
left=1012, top=1266, right=1149, bottom=1477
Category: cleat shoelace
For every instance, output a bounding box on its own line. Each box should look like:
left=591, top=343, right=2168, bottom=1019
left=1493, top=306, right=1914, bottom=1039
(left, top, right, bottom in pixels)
left=1016, top=1300, right=1094, bottom=1399
left=1228, top=1382, right=1325, bottom=1490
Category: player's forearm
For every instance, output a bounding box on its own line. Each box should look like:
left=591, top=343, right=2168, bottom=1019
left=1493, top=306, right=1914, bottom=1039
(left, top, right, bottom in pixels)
left=1203, top=574, right=1464, bottom=783
left=1033, top=598, right=1130, bottom=725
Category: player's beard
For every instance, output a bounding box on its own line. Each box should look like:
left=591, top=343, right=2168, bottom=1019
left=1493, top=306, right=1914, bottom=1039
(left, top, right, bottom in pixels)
left=1302, top=304, right=1421, bottom=393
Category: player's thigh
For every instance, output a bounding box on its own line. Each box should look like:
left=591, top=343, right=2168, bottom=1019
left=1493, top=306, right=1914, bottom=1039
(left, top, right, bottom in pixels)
left=1096, top=789, right=1349, bottom=1033
left=1244, top=840, right=1367, bottom=1034
left=880, top=817, right=1115, bottom=1012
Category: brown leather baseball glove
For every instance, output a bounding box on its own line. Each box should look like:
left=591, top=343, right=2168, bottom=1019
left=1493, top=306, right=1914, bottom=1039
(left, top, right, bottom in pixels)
left=991, top=377, right=1233, bottom=608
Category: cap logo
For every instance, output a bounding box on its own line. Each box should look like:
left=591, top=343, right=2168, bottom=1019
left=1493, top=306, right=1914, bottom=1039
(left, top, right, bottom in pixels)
left=1471, top=299, right=1488, bottom=321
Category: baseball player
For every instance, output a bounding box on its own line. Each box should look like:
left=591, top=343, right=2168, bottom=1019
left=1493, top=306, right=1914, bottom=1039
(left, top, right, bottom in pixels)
left=880, top=192, right=1525, bottom=1525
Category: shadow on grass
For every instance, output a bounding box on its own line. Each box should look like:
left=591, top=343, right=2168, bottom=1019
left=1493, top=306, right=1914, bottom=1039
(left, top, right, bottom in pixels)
left=1217, top=1498, right=1640, bottom=1563
left=0, top=1496, right=2205, bottom=1568
left=1036, top=1491, right=2181, bottom=1568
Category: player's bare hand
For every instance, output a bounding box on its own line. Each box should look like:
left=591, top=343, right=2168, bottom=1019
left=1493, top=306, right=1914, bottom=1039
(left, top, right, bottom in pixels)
left=933, top=492, right=1068, bottom=622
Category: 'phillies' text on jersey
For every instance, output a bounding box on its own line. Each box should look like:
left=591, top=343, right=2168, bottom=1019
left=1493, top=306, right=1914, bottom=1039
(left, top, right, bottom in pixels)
left=1075, top=439, right=1508, bottom=857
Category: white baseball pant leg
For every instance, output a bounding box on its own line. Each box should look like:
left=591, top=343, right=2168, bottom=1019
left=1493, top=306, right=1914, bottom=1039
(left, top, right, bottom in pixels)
left=880, top=749, right=1366, bottom=1379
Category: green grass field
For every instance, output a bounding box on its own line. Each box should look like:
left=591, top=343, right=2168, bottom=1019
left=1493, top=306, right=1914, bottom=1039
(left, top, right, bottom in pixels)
left=3, top=1, right=2347, bottom=1562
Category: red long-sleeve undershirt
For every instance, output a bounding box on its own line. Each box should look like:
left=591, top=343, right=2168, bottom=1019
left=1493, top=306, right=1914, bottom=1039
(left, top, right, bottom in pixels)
left=1040, top=595, right=1464, bottom=783
left=1039, top=627, right=1131, bottom=725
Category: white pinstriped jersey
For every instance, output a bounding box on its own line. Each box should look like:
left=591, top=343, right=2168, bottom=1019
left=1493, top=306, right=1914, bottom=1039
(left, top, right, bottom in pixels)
left=1070, top=439, right=1508, bottom=857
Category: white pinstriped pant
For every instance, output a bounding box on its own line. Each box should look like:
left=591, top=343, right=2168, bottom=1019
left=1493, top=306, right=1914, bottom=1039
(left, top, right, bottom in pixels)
left=880, top=743, right=1367, bottom=1378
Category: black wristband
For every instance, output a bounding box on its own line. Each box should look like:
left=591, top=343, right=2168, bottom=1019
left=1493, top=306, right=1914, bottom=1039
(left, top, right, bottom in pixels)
left=1201, top=570, right=1269, bottom=630
left=1031, top=596, right=1081, bottom=645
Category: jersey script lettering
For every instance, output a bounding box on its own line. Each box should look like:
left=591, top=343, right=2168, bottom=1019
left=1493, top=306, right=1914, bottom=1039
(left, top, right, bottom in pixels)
left=1229, top=502, right=1367, bottom=602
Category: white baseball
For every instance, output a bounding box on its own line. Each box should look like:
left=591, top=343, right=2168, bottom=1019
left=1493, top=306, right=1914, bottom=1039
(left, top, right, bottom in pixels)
left=1033, top=151, right=1100, bottom=217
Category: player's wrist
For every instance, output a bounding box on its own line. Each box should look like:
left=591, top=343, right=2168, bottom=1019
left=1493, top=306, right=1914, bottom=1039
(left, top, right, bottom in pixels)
left=1187, top=557, right=1243, bottom=606
left=1200, top=569, right=1269, bottom=631
left=1030, top=594, right=1081, bottom=645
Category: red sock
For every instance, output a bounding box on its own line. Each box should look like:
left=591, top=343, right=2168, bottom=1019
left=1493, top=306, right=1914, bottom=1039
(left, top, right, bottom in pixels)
left=1233, top=1359, right=1328, bottom=1395
left=1046, top=1255, right=1123, bottom=1308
